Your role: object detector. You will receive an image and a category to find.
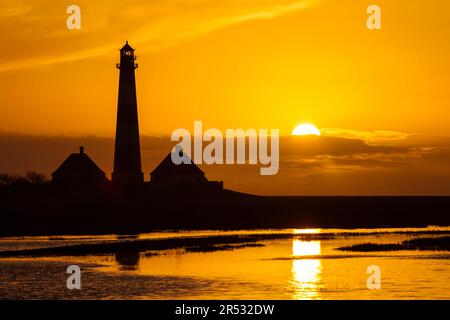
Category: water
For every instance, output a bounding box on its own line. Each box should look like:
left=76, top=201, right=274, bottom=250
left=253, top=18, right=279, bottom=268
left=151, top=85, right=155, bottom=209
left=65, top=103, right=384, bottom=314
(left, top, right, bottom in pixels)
left=0, top=227, right=449, bottom=299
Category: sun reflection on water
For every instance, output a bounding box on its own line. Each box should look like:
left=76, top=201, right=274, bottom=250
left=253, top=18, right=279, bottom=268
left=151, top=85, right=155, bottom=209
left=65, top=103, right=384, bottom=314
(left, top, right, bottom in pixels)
left=290, top=239, right=322, bottom=300
left=293, top=228, right=321, bottom=234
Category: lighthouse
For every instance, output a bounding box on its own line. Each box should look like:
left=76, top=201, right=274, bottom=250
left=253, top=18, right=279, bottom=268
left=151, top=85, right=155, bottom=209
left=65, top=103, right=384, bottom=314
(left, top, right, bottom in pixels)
left=112, top=42, right=143, bottom=184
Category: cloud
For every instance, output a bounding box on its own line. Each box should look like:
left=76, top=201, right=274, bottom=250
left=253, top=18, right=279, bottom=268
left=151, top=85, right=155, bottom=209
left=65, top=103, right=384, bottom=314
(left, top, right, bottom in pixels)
left=281, top=131, right=450, bottom=178
left=0, top=0, right=317, bottom=72
left=0, top=2, right=31, bottom=18
left=321, top=128, right=410, bottom=146
left=1, top=129, right=450, bottom=195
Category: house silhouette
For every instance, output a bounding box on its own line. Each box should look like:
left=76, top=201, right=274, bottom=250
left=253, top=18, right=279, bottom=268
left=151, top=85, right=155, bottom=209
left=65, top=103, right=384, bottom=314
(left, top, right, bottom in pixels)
left=51, top=146, right=108, bottom=186
left=150, top=150, right=216, bottom=187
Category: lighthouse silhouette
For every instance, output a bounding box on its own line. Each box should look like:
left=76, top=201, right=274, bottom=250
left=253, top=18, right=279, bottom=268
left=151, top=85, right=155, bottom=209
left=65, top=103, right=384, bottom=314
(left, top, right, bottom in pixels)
left=112, top=42, right=144, bottom=184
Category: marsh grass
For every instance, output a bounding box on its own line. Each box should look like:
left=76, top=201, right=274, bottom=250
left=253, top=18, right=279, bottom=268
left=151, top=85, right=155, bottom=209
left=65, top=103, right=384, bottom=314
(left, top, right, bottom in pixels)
left=337, top=236, right=450, bottom=252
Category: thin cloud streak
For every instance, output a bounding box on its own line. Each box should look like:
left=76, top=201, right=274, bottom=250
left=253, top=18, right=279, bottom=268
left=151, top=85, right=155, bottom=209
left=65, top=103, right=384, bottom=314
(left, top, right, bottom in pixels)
left=321, top=128, right=410, bottom=145
left=0, top=0, right=318, bottom=72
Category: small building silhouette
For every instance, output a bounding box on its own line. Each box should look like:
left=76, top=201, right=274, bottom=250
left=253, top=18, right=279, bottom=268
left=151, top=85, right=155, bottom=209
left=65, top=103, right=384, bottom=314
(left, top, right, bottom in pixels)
left=51, top=147, right=109, bottom=186
left=150, top=150, right=223, bottom=189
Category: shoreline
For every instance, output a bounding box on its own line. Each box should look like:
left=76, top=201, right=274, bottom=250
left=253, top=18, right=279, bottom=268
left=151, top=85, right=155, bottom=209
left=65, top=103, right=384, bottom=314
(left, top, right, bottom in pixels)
left=1, top=229, right=450, bottom=258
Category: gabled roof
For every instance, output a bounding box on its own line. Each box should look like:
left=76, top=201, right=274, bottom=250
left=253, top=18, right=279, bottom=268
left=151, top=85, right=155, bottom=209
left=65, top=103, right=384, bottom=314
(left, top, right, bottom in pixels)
left=52, top=151, right=105, bottom=177
left=151, top=151, right=205, bottom=177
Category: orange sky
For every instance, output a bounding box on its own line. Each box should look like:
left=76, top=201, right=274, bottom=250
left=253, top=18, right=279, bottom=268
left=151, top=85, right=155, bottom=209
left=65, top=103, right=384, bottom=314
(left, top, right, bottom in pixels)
left=0, top=0, right=450, bottom=195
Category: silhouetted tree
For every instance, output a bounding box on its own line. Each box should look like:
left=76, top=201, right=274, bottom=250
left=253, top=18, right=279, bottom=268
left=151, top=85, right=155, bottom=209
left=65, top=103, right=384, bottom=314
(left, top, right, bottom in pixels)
left=0, top=172, right=48, bottom=186
left=25, top=171, right=48, bottom=184
left=0, top=173, right=17, bottom=186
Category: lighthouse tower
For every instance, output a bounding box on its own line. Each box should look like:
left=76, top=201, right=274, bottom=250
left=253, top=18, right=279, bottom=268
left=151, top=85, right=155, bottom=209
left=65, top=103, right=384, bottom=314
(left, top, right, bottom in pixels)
left=112, top=42, right=143, bottom=184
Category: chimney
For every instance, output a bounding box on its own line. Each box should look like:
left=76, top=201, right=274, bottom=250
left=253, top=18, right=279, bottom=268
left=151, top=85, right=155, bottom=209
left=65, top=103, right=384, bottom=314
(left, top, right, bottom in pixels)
left=79, top=146, right=84, bottom=154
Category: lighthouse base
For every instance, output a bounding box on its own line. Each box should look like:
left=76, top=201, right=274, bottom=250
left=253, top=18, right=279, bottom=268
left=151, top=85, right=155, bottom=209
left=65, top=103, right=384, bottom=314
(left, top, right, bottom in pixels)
left=111, top=172, right=144, bottom=184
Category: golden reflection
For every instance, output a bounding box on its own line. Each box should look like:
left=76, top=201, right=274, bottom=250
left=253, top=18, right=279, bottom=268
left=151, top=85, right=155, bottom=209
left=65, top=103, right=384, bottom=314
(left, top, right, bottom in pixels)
left=293, top=228, right=321, bottom=234
left=290, top=239, right=322, bottom=300
left=292, top=240, right=321, bottom=256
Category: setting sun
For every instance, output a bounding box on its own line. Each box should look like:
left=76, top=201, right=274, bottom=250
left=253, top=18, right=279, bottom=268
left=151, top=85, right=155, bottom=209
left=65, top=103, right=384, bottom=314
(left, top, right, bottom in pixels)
left=292, top=124, right=321, bottom=136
